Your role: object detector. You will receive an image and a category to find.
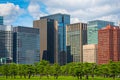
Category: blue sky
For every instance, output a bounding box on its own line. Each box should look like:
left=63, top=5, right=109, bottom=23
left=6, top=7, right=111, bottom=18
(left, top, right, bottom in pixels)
left=0, top=0, right=120, bottom=27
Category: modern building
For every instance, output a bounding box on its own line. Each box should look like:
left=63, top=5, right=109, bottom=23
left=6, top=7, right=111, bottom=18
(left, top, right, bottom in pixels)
left=83, top=44, right=97, bottom=63
left=13, top=26, right=40, bottom=64
left=98, top=25, right=120, bottom=64
left=33, top=19, right=58, bottom=64
left=0, top=16, right=3, bottom=25
left=0, top=25, right=13, bottom=64
left=40, top=13, right=70, bottom=64
left=66, top=23, right=87, bottom=63
left=87, top=20, right=114, bottom=44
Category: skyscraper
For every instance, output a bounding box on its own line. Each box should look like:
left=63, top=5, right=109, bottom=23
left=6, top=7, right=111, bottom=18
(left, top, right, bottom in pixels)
left=13, top=26, right=40, bottom=64
left=0, top=25, right=13, bottom=64
left=98, top=25, right=120, bottom=64
left=87, top=20, right=114, bottom=44
left=66, top=23, right=87, bottom=63
left=40, top=13, right=70, bottom=63
left=33, top=19, right=58, bottom=64
left=0, top=16, right=3, bottom=25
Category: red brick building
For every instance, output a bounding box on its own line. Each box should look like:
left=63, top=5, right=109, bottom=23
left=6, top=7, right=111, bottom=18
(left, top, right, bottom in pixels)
left=98, top=25, right=120, bottom=64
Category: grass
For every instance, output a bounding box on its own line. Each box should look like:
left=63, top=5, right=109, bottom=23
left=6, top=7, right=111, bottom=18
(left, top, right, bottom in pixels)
left=0, top=76, right=120, bottom=80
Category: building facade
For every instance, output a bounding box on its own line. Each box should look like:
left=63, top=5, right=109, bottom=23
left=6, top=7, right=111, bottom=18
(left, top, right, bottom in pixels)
left=66, top=23, right=87, bottom=63
left=33, top=19, right=58, bottom=64
left=87, top=20, right=114, bottom=44
left=0, top=16, right=3, bottom=25
left=83, top=44, right=97, bottom=63
left=40, top=13, right=70, bottom=64
left=13, top=26, right=40, bottom=64
left=98, top=25, right=120, bottom=64
left=0, top=25, right=13, bottom=64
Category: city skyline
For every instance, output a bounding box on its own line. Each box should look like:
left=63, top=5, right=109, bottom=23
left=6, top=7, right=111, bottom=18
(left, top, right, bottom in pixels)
left=0, top=0, right=120, bottom=27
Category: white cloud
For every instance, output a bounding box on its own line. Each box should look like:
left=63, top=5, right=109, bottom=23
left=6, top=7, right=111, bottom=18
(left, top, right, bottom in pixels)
left=71, top=18, right=80, bottom=24
left=0, top=3, right=23, bottom=25
left=39, top=0, right=120, bottom=24
left=28, top=1, right=47, bottom=19
left=96, top=15, right=120, bottom=25
left=46, top=8, right=68, bottom=14
left=28, top=3, right=40, bottom=19
left=27, top=0, right=120, bottom=25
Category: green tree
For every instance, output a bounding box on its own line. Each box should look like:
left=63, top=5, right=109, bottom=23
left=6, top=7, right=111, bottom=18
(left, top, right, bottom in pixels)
left=60, top=63, right=71, bottom=76
left=18, top=64, right=25, bottom=78
left=36, top=60, right=50, bottom=79
left=108, top=61, right=118, bottom=80
left=1, top=64, right=10, bottom=79
left=83, top=63, right=92, bottom=80
left=34, top=62, right=39, bottom=75
left=26, top=65, right=35, bottom=79
left=9, top=63, right=18, bottom=78
left=99, top=64, right=109, bottom=78
left=91, top=63, right=97, bottom=80
left=22, top=64, right=28, bottom=78
left=52, top=63, right=61, bottom=79
left=68, top=62, right=76, bottom=77
left=44, top=63, right=51, bottom=78
left=74, top=63, right=84, bottom=80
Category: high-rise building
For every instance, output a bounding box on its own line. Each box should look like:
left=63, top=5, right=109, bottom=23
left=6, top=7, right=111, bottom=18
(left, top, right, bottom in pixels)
left=13, top=26, right=40, bottom=64
left=66, top=23, right=87, bottom=63
left=0, top=16, right=3, bottom=25
left=33, top=19, right=58, bottom=64
left=0, top=25, right=13, bottom=64
left=40, top=13, right=70, bottom=64
left=83, top=44, right=97, bottom=63
left=98, top=25, right=120, bottom=64
left=87, top=20, right=114, bottom=44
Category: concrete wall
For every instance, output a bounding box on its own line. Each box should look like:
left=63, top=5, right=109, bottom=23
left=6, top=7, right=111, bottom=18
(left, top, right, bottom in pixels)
left=83, top=44, right=97, bottom=63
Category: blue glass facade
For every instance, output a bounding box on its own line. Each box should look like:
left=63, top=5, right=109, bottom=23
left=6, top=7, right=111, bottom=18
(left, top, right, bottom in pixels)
left=87, top=20, right=114, bottom=44
left=13, top=26, right=40, bottom=64
left=40, top=13, right=70, bottom=53
left=0, top=16, right=3, bottom=25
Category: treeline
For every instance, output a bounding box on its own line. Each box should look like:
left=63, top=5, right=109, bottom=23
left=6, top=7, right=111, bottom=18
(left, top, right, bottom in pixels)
left=0, top=60, right=120, bottom=80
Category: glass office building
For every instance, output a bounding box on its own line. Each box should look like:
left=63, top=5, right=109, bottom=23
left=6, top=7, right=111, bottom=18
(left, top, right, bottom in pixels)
left=13, top=26, right=40, bottom=64
left=40, top=13, right=70, bottom=53
left=0, top=25, right=13, bottom=64
left=66, top=23, right=87, bottom=62
left=87, top=20, right=114, bottom=44
left=33, top=19, right=58, bottom=64
left=40, top=13, right=70, bottom=65
left=0, top=16, right=3, bottom=25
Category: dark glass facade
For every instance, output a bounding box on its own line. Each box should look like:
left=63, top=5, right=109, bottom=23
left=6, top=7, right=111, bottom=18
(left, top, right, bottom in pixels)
left=0, top=25, right=13, bottom=64
left=40, top=13, right=70, bottom=64
left=47, top=19, right=57, bottom=63
left=13, top=26, right=40, bottom=64
left=33, top=19, right=58, bottom=64
left=0, top=16, right=3, bottom=25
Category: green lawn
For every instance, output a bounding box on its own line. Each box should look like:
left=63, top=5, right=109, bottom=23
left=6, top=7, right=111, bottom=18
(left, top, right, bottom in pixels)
left=0, top=76, right=120, bottom=80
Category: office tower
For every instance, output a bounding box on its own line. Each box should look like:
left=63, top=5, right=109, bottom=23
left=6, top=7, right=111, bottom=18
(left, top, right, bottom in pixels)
left=0, top=25, right=13, bottom=64
left=83, top=44, right=97, bottom=63
left=87, top=20, right=114, bottom=44
left=66, top=23, right=87, bottom=62
left=98, top=25, right=120, bottom=64
left=33, top=19, right=58, bottom=64
left=0, top=16, right=3, bottom=25
left=40, top=13, right=70, bottom=64
left=13, top=26, right=40, bottom=64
